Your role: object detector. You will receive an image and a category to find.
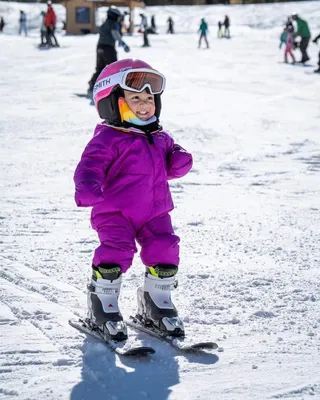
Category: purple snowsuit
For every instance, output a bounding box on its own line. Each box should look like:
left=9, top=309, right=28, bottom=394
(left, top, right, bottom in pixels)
left=74, top=123, right=193, bottom=273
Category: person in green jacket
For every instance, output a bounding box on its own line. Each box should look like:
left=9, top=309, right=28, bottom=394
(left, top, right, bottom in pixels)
left=292, top=13, right=311, bottom=63
left=198, top=18, right=209, bottom=49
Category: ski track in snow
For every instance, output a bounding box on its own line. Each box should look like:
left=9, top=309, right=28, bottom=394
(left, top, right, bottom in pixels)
left=1, top=1, right=320, bottom=399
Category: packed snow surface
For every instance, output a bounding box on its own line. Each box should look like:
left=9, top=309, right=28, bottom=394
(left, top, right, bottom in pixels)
left=0, top=1, right=320, bottom=399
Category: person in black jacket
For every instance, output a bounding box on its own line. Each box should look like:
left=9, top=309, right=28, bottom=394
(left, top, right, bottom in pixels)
left=167, top=17, right=174, bottom=34
left=88, top=7, right=130, bottom=95
left=313, top=33, right=320, bottom=73
left=0, top=16, right=5, bottom=32
left=223, top=15, right=230, bottom=38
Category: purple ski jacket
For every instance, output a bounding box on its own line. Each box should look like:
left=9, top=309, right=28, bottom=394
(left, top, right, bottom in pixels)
left=74, top=123, right=193, bottom=229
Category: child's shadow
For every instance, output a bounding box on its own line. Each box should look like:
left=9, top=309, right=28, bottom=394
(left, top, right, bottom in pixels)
left=70, top=338, right=180, bottom=400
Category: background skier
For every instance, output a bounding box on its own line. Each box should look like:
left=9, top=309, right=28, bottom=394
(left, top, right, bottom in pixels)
left=150, top=15, right=157, bottom=34
left=88, top=7, right=130, bottom=95
left=45, top=1, right=59, bottom=47
left=313, top=33, right=320, bottom=73
left=198, top=18, right=209, bottom=49
left=39, top=11, right=47, bottom=46
left=139, top=13, right=150, bottom=47
left=217, top=21, right=223, bottom=38
left=74, top=58, right=192, bottom=341
left=18, top=10, right=27, bottom=36
left=292, top=13, right=311, bottom=63
left=223, top=15, right=230, bottom=38
left=0, top=16, right=5, bottom=32
left=167, top=17, right=174, bottom=34
left=284, top=25, right=296, bottom=64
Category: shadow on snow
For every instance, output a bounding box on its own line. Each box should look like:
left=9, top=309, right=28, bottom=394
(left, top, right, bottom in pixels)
left=70, top=335, right=219, bottom=400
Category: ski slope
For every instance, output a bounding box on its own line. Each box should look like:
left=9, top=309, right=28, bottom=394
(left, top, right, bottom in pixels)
left=0, top=1, right=320, bottom=399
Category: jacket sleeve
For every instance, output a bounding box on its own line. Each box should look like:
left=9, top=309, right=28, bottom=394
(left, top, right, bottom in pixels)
left=73, top=131, right=115, bottom=207
left=166, top=135, right=193, bottom=180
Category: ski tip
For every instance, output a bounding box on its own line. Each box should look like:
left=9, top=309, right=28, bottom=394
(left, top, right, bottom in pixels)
left=191, top=342, right=219, bottom=350
left=179, top=342, right=219, bottom=352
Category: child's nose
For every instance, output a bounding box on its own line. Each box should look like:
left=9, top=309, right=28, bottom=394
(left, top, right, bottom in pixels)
left=139, top=99, right=149, bottom=106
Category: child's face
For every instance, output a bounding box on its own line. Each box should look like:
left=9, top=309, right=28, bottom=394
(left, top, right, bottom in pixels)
left=124, top=89, right=156, bottom=121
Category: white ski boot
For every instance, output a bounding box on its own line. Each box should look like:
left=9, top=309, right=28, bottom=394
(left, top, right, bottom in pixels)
left=87, top=264, right=127, bottom=341
left=136, top=265, right=185, bottom=337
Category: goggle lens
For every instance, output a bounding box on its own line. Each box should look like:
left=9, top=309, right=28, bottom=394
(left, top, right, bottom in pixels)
left=124, top=71, right=164, bottom=94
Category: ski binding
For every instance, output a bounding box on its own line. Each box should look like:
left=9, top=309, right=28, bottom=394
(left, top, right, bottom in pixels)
left=127, top=315, right=218, bottom=352
left=69, top=318, right=155, bottom=356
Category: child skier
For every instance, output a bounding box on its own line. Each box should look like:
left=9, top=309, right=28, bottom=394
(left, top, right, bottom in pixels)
left=74, top=59, right=193, bottom=341
left=279, top=26, right=287, bottom=49
left=284, top=25, right=296, bottom=64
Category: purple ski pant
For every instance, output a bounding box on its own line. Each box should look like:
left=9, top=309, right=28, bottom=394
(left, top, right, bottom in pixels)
left=91, top=212, right=180, bottom=273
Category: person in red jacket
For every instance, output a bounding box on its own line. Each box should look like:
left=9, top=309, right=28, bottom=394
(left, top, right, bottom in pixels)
left=45, top=1, right=59, bottom=47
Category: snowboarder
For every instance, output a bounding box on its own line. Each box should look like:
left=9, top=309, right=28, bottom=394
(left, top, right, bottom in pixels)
left=73, top=58, right=193, bottom=341
left=198, top=18, right=209, bottom=49
left=312, top=33, right=320, bottom=73
left=45, top=1, right=59, bottom=47
left=18, top=10, right=27, bottom=36
left=292, top=13, right=311, bottom=63
left=88, top=7, right=130, bottom=95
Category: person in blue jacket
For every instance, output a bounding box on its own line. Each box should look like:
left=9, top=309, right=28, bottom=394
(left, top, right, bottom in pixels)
left=198, top=18, right=209, bottom=49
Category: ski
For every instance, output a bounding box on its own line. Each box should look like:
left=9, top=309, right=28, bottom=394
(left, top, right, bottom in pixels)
left=127, top=316, right=218, bottom=352
left=73, top=93, right=92, bottom=99
left=69, top=318, right=155, bottom=356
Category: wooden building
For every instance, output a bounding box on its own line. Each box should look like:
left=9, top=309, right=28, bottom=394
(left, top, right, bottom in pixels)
left=230, top=0, right=294, bottom=3
left=145, top=0, right=299, bottom=4
left=62, top=0, right=145, bottom=35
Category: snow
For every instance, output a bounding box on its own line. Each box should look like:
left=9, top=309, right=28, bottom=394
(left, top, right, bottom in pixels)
left=0, top=1, right=320, bottom=399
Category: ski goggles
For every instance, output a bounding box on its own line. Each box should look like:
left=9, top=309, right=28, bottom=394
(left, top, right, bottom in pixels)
left=94, top=68, right=166, bottom=97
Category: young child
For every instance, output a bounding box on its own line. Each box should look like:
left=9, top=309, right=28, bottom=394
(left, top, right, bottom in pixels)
left=279, top=27, right=287, bottom=49
left=74, top=59, right=193, bottom=341
left=284, top=25, right=296, bottom=64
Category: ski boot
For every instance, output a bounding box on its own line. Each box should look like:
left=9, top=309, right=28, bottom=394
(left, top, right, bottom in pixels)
left=87, top=263, right=127, bottom=341
left=135, top=265, right=185, bottom=337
